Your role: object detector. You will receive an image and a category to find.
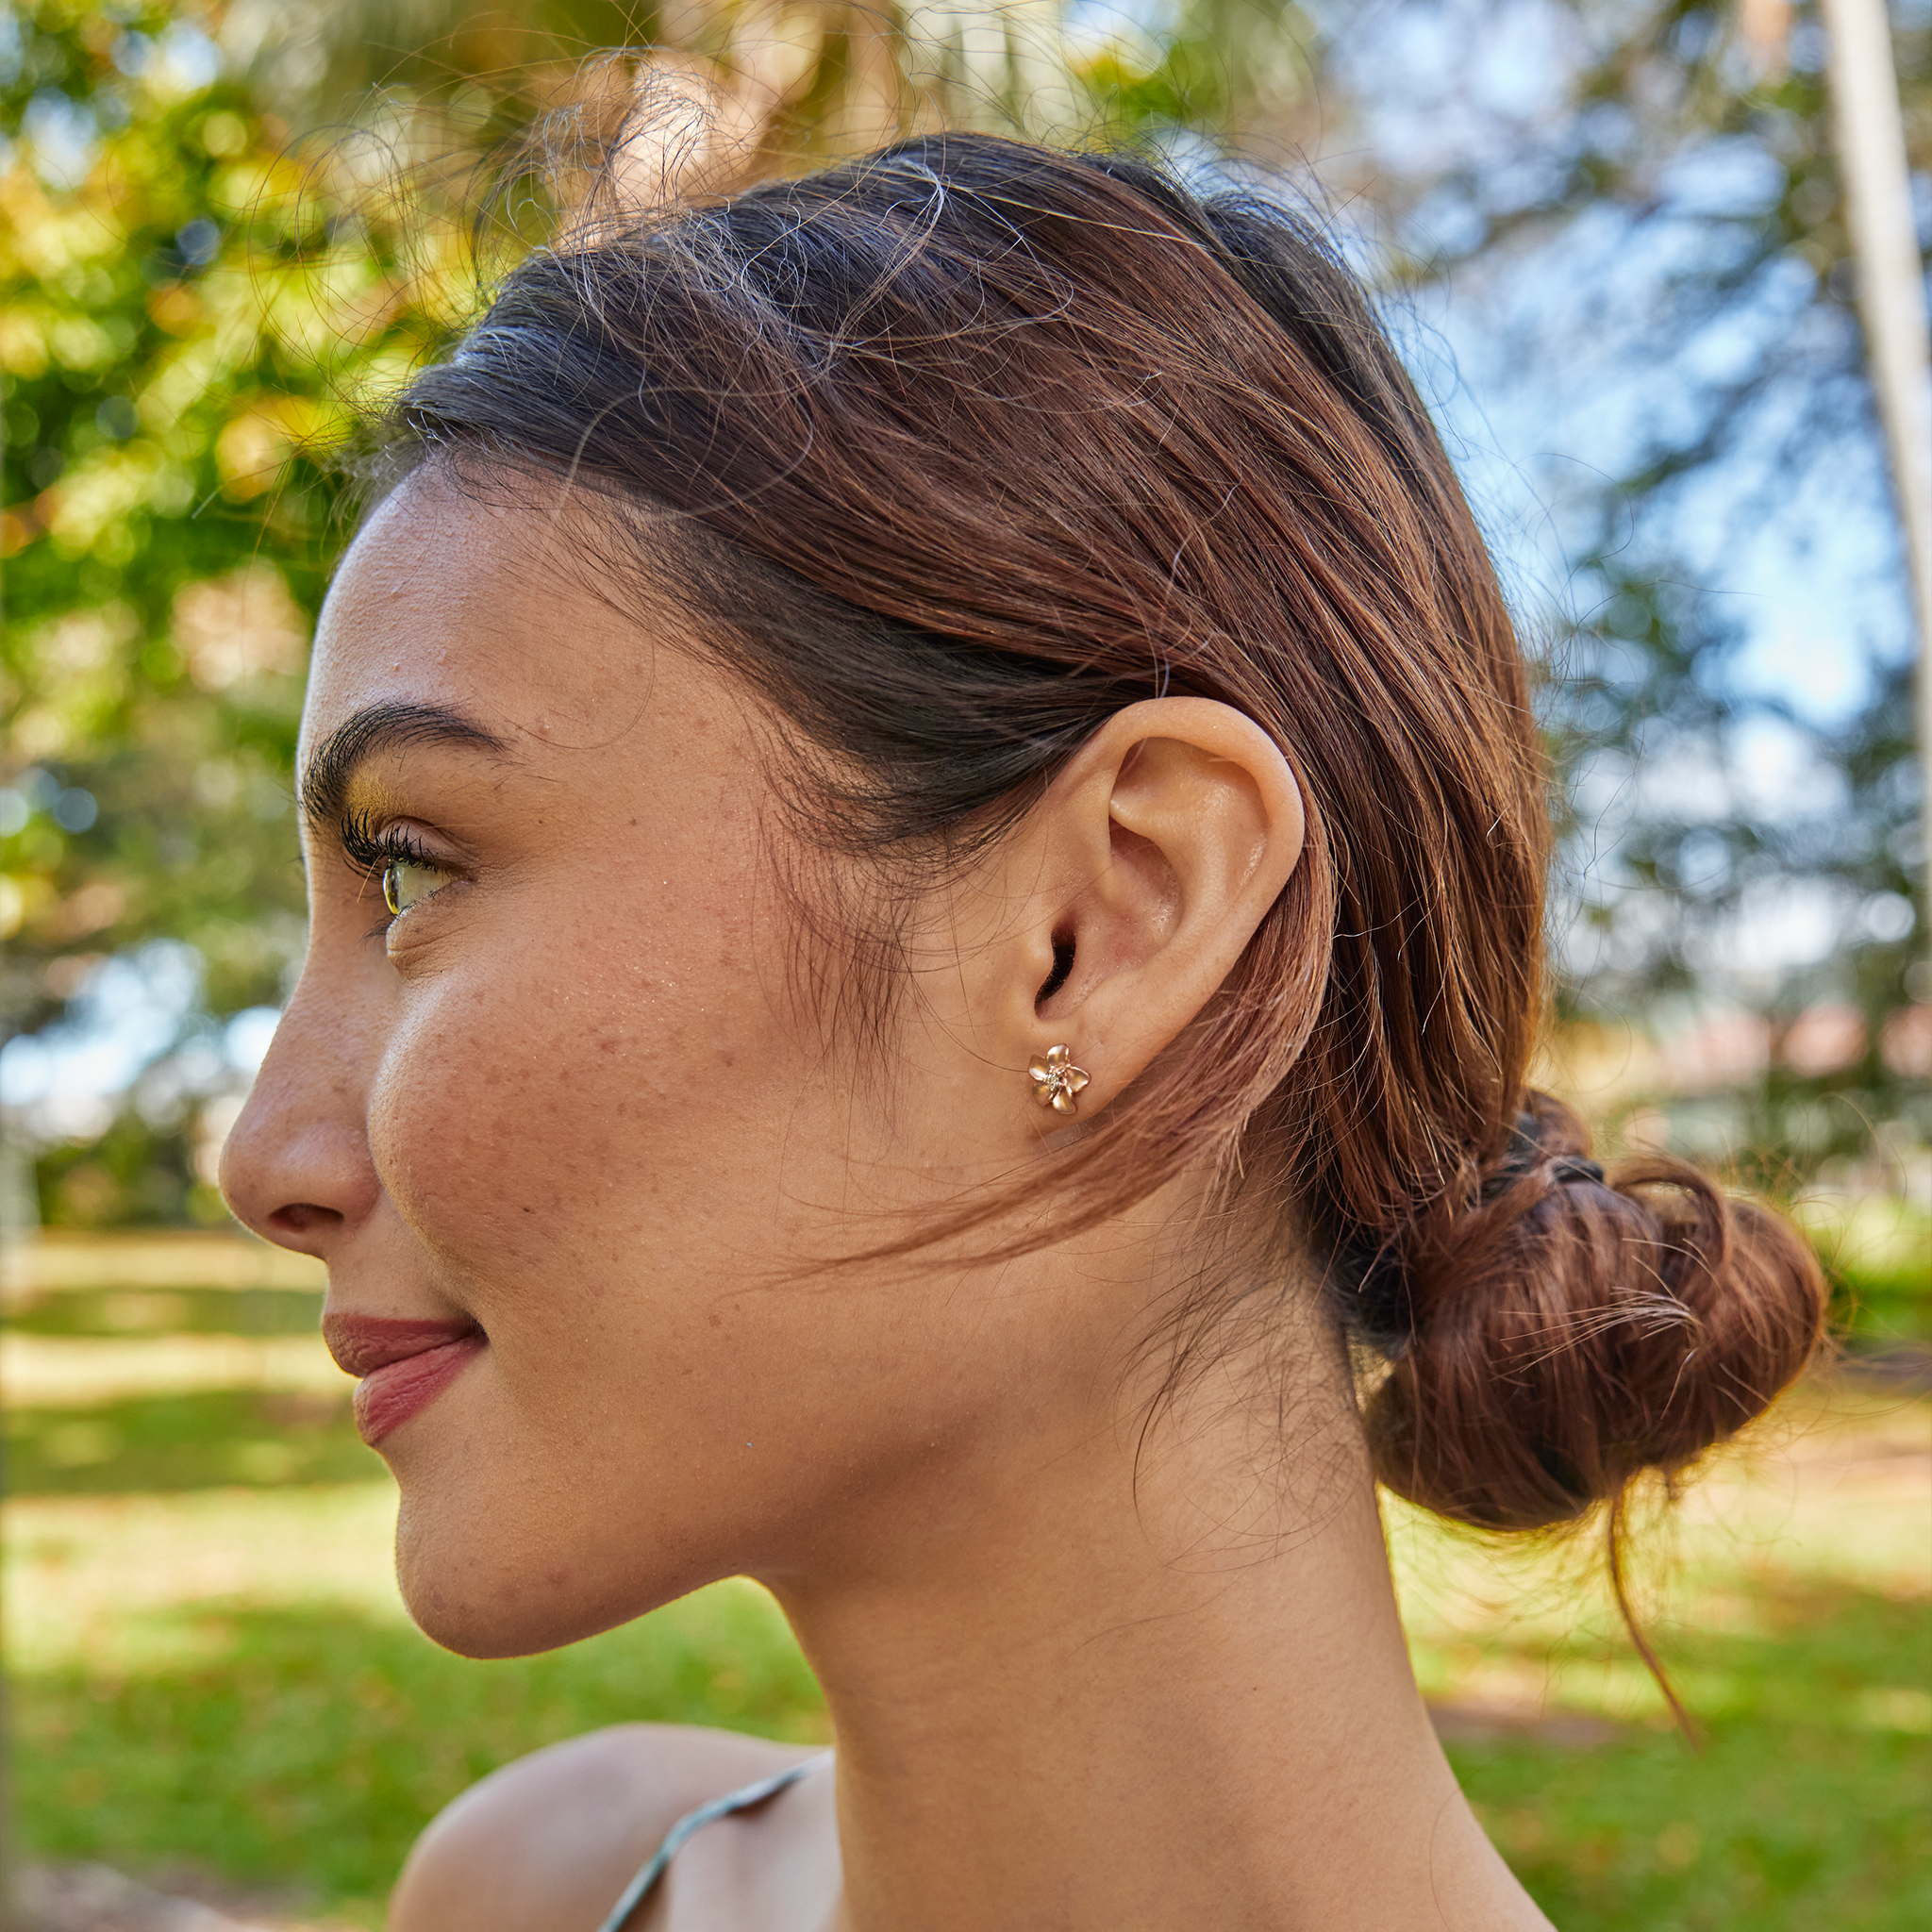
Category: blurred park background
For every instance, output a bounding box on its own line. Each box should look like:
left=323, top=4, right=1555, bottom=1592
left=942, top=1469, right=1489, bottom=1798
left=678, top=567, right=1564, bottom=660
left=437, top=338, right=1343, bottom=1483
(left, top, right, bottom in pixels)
left=2, top=0, right=1928, bottom=1926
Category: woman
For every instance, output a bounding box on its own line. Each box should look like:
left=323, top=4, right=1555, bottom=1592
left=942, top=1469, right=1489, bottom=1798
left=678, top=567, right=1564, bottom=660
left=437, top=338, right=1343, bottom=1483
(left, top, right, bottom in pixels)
left=222, top=133, right=1824, bottom=1931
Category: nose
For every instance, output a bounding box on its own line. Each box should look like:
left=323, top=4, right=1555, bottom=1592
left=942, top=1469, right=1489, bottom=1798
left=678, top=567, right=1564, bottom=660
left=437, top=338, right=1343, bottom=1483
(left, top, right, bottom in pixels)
left=221, top=978, right=382, bottom=1258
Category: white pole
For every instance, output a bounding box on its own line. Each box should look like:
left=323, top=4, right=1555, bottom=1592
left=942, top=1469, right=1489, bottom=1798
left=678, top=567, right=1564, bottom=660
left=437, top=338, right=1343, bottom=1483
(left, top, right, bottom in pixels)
left=1819, top=0, right=1932, bottom=927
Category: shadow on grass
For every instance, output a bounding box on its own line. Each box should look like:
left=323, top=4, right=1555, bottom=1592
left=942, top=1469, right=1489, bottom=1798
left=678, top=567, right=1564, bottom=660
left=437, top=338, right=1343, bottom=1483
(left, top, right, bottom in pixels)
left=1451, top=1582, right=1932, bottom=1932
left=6, top=1387, right=376, bottom=1495
left=16, top=1583, right=829, bottom=1918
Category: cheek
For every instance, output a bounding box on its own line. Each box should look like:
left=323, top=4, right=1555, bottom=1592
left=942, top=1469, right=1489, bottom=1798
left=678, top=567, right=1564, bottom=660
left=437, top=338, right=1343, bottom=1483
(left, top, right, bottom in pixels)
left=365, top=870, right=807, bottom=1285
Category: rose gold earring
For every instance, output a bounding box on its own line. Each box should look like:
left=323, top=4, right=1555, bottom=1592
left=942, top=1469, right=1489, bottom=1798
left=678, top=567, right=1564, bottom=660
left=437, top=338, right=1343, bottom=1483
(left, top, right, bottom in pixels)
left=1027, top=1043, right=1090, bottom=1115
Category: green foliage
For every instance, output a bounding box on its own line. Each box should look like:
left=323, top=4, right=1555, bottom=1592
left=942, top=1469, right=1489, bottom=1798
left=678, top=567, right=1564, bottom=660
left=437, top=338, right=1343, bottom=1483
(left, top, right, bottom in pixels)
left=1078, top=0, right=1319, bottom=146
left=7, top=11, right=271, bottom=1020
left=0, top=4, right=555, bottom=1230
left=1388, top=0, right=1928, bottom=1033
left=30, top=1105, right=205, bottom=1226
left=0, top=0, right=1313, bottom=1041
left=0, top=3, right=412, bottom=1041
left=3, top=0, right=1925, bottom=1225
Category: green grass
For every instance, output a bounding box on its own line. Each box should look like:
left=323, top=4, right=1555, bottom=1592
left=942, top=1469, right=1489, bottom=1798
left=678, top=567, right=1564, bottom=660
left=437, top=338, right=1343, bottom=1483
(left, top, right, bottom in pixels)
left=1451, top=1584, right=1932, bottom=1931
left=1797, top=1196, right=1932, bottom=1348
left=7, top=1284, right=325, bottom=1340
left=15, top=1582, right=828, bottom=1915
left=7, top=1385, right=372, bottom=1495
left=1834, top=1259, right=1932, bottom=1349
left=14, top=1566, right=1926, bottom=1929
left=7, top=1258, right=1928, bottom=1928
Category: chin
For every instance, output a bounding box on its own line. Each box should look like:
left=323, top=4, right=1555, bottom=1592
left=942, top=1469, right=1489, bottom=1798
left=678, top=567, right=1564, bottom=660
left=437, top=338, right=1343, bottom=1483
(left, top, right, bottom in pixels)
left=399, top=1589, right=556, bottom=1661
left=391, top=1496, right=712, bottom=1660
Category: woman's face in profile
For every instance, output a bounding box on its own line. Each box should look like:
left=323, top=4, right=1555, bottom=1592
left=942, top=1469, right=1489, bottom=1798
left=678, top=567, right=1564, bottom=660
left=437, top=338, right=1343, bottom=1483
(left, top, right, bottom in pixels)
left=222, top=475, right=1124, bottom=1659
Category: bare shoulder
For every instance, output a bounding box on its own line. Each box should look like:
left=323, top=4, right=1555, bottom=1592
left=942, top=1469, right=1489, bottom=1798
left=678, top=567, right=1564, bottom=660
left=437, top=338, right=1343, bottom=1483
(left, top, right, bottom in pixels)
left=385, top=1723, right=819, bottom=1932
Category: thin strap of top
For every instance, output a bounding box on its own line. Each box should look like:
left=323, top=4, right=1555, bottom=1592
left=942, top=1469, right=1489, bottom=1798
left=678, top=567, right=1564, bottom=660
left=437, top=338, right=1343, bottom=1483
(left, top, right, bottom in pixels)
left=592, top=1751, right=834, bottom=1932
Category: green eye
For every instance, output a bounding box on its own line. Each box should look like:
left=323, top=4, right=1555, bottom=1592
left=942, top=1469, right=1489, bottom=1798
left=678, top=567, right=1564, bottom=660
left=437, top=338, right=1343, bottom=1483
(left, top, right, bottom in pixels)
left=381, top=858, right=449, bottom=918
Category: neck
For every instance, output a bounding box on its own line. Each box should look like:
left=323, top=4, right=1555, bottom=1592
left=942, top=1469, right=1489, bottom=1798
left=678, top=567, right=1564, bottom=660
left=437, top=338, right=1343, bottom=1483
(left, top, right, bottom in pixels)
left=763, top=1291, right=1546, bottom=1932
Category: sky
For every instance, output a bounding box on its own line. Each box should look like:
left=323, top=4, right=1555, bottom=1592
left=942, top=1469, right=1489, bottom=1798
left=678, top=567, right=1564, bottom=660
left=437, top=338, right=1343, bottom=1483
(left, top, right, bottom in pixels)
left=1331, top=0, right=1919, bottom=725
left=1322, top=0, right=1924, bottom=1002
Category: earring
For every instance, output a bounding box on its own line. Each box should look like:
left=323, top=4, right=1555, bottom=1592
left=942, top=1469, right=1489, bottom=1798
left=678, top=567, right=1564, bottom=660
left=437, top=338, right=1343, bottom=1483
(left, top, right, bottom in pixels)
left=1027, top=1044, right=1090, bottom=1115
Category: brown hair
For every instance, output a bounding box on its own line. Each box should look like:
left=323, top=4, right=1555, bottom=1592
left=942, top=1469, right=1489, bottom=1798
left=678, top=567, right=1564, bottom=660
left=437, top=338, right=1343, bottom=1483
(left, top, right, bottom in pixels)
left=366, top=132, right=1825, bottom=1542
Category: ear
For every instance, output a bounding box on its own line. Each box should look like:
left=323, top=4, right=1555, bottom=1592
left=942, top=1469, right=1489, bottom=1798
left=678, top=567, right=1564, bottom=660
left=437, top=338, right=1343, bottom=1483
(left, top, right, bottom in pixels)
left=986, top=697, right=1306, bottom=1120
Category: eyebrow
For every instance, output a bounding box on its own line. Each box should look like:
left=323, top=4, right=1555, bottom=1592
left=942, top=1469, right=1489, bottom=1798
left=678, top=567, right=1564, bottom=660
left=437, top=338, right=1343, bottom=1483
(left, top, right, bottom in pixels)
left=299, top=701, right=512, bottom=831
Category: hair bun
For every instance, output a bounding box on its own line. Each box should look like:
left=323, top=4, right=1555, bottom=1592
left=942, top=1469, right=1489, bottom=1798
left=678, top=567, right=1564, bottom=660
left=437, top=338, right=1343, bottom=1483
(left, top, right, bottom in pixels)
left=1360, top=1092, right=1828, bottom=1532
left=1546, top=1156, right=1604, bottom=1187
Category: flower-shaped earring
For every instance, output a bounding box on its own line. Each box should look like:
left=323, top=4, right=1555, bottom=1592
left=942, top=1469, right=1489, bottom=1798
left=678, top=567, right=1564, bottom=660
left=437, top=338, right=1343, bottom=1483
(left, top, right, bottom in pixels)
left=1027, top=1043, right=1091, bottom=1115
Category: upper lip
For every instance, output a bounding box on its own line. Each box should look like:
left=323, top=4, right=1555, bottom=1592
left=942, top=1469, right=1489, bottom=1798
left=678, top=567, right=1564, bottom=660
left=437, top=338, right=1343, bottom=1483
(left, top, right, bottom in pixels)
left=322, top=1313, right=483, bottom=1378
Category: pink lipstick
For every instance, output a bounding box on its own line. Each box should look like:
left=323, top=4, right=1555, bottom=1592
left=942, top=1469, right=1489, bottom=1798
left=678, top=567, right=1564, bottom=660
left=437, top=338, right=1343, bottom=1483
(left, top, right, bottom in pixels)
left=323, top=1314, right=485, bottom=1446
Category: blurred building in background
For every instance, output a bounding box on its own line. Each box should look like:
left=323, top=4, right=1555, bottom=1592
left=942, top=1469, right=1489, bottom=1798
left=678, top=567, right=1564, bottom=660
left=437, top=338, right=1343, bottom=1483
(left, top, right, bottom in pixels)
left=2, top=0, right=1927, bottom=1344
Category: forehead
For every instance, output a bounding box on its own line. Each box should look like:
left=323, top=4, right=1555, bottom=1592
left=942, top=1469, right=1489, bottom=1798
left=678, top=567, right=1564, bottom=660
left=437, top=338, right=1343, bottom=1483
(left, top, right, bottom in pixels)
left=304, top=472, right=665, bottom=762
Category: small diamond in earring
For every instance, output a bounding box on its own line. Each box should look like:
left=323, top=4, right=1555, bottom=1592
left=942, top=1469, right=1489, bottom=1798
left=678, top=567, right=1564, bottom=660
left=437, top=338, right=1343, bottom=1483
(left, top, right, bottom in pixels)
left=1027, top=1043, right=1091, bottom=1115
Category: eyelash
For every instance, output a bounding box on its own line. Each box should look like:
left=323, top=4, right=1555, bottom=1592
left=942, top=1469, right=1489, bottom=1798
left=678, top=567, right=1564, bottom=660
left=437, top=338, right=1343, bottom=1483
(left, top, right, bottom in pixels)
left=341, top=809, right=441, bottom=924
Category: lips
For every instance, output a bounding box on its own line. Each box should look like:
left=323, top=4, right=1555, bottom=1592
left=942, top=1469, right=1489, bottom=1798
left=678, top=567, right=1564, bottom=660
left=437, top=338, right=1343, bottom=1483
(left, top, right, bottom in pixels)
left=323, top=1314, right=485, bottom=1446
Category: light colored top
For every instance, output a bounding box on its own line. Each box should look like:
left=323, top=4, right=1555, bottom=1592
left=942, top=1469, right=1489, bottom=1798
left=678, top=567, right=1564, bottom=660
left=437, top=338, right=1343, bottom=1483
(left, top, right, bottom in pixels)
left=593, top=1751, right=836, bottom=1932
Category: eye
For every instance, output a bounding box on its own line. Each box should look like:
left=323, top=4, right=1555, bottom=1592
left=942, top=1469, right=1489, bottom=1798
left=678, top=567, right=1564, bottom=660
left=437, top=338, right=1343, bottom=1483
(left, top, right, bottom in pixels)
left=382, top=857, right=451, bottom=918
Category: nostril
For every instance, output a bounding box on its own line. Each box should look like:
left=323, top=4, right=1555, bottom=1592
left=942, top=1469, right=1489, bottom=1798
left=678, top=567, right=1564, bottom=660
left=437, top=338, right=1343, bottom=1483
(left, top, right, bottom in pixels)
left=271, top=1203, right=344, bottom=1236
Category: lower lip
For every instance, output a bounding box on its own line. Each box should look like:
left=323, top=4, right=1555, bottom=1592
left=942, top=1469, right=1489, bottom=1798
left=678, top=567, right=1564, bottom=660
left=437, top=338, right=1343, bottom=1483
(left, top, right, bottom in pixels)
left=355, top=1335, right=487, bottom=1445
